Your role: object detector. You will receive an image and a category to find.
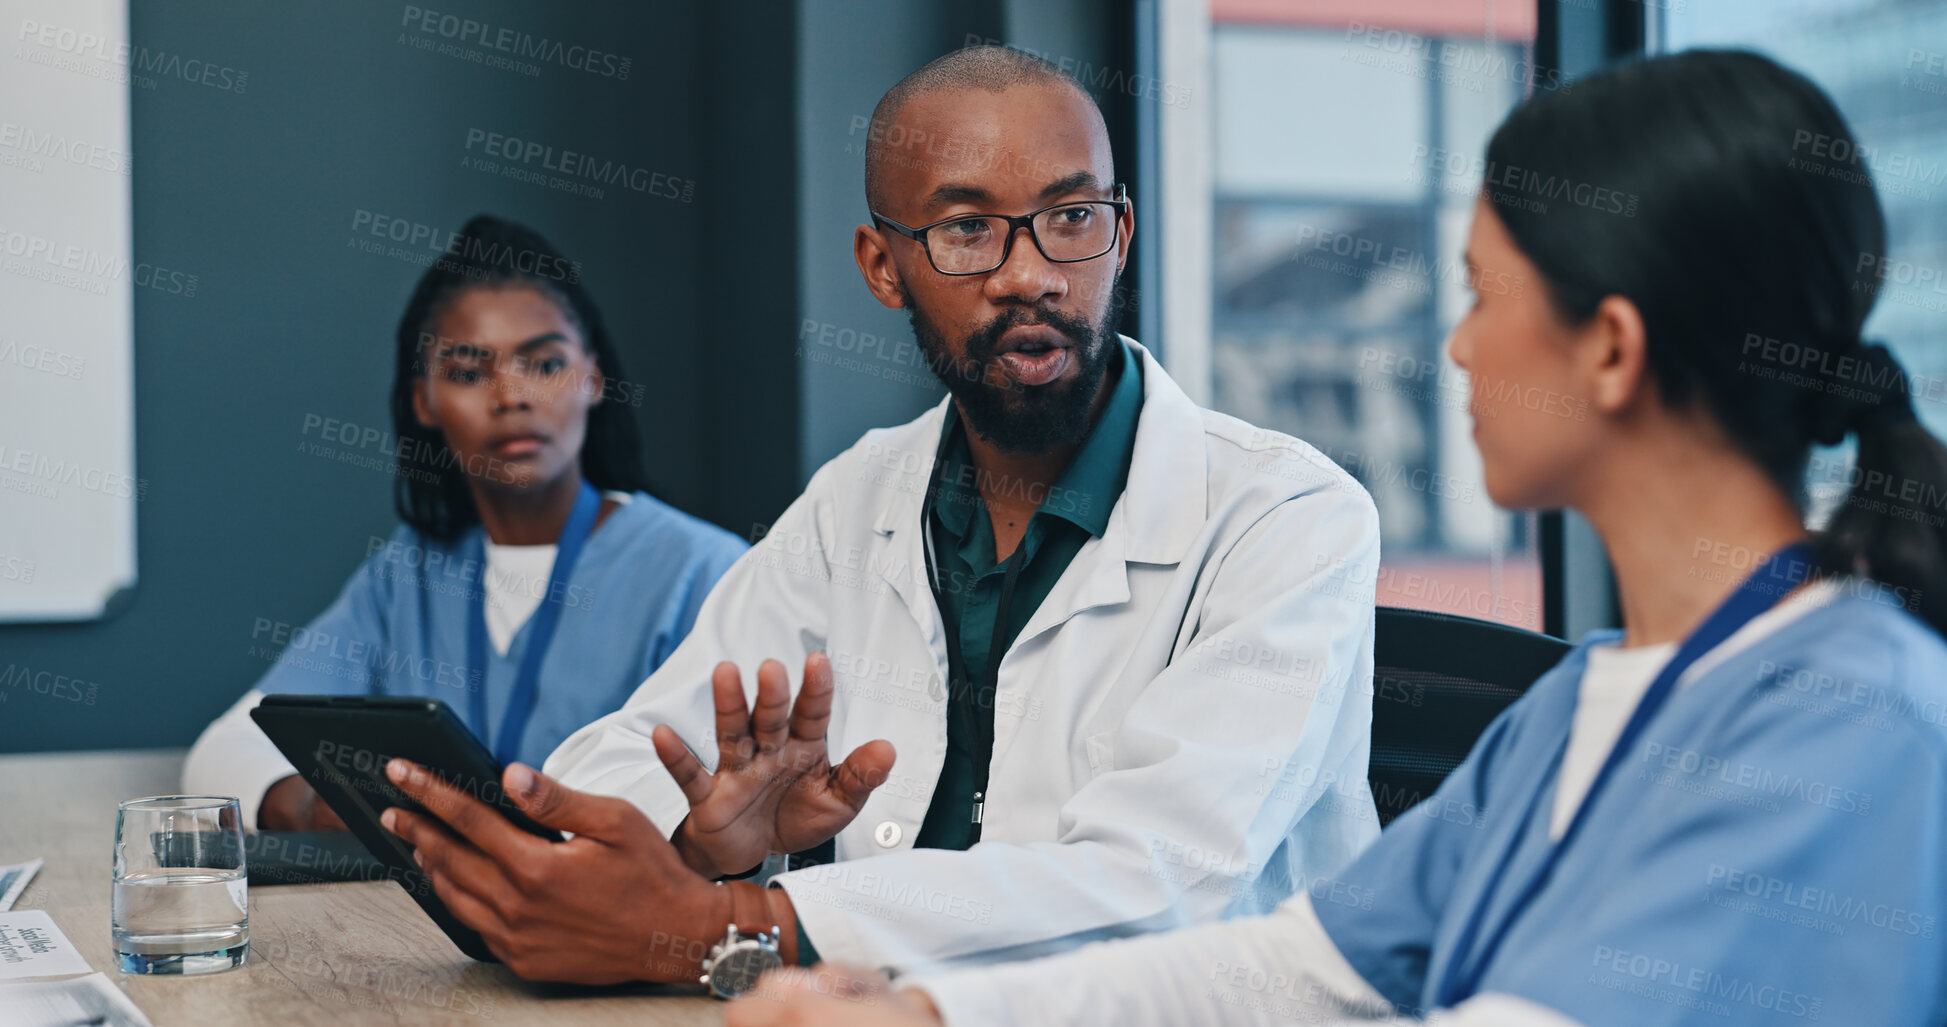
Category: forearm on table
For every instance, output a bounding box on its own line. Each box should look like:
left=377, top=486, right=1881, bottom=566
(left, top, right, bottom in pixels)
left=181, top=689, right=299, bottom=830
left=772, top=832, right=1270, bottom=971
left=905, top=893, right=1387, bottom=1027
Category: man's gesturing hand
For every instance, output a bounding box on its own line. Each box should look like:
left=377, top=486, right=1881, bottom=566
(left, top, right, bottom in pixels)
left=655, top=652, right=896, bottom=879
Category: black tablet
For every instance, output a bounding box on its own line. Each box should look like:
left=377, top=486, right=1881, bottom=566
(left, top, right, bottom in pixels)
left=249, top=694, right=561, bottom=962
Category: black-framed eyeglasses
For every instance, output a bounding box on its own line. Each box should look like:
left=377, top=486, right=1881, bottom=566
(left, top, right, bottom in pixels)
left=871, top=185, right=1129, bottom=276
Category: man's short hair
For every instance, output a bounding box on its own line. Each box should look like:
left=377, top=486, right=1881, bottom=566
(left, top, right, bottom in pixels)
left=864, top=44, right=1107, bottom=212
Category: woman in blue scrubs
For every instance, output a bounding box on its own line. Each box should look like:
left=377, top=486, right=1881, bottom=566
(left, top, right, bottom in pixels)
left=184, top=215, right=747, bottom=831
left=727, top=50, right=1947, bottom=1027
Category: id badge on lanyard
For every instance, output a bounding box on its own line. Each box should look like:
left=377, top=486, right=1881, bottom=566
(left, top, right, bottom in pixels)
left=467, top=480, right=602, bottom=767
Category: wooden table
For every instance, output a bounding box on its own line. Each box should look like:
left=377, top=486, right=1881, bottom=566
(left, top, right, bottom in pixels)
left=1, top=749, right=721, bottom=1026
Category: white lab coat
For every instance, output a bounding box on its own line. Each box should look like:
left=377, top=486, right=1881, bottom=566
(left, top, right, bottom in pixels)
left=545, top=339, right=1382, bottom=972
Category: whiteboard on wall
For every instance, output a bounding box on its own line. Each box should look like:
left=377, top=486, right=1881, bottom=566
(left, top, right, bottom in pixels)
left=0, top=0, right=138, bottom=621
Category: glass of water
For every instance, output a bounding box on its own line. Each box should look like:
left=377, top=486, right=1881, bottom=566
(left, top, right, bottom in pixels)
left=112, top=795, right=248, bottom=974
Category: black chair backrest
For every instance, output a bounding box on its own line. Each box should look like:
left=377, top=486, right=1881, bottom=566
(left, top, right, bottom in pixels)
left=1368, top=606, right=1572, bottom=827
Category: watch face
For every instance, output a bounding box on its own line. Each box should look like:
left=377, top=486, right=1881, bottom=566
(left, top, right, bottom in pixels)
left=711, top=945, right=783, bottom=998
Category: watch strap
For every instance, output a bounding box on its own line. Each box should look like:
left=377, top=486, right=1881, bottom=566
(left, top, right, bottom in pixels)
left=722, top=880, right=770, bottom=937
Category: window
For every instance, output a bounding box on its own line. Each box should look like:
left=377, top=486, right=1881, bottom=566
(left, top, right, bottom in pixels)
left=1178, top=1, right=1545, bottom=629
left=1661, top=2, right=1947, bottom=526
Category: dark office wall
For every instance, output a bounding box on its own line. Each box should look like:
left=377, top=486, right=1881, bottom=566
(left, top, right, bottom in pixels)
left=794, top=1, right=998, bottom=473
left=700, top=2, right=802, bottom=537
left=0, top=0, right=801, bottom=752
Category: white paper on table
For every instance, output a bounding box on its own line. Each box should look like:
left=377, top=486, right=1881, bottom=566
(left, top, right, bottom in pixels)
left=0, top=911, right=92, bottom=979
left=0, top=972, right=154, bottom=1027
left=0, top=859, right=41, bottom=912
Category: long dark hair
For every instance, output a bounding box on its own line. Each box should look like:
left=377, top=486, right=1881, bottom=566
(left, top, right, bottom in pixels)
left=1484, top=49, right=1947, bottom=635
left=388, top=214, right=653, bottom=540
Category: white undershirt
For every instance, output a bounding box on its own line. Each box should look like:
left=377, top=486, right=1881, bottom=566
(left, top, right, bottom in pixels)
left=479, top=490, right=630, bottom=655
left=1549, top=576, right=1844, bottom=837
left=482, top=540, right=555, bottom=655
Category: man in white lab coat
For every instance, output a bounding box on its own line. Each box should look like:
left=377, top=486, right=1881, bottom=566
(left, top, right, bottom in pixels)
left=378, top=44, right=1381, bottom=989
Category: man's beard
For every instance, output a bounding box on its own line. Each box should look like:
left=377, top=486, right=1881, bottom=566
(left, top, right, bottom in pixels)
left=908, top=276, right=1123, bottom=455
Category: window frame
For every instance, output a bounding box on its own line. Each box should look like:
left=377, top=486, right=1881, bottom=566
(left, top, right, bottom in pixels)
left=1132, top=0, right=1648, bottom=639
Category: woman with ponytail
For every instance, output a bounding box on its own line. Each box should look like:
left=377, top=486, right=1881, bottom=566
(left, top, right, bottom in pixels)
left=184, top=215, right=747, bottom=831
left=727, top=49, right=1947, bottom=1027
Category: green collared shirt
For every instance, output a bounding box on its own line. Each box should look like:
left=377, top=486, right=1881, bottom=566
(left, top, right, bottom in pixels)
left=914, top=338, right=1145, bottom=851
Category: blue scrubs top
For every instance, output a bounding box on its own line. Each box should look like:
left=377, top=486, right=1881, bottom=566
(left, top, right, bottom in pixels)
left=1315, top=591, right=1947, bottom=1026
left=250, top=491, right=746, bottom=767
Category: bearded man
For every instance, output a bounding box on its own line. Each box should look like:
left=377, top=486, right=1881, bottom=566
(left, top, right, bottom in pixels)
left=377, top=44, right=1382, bottom=995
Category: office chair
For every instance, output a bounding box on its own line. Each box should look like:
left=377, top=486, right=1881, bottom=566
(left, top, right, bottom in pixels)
left=1367, top=606, right=1572, bottom=827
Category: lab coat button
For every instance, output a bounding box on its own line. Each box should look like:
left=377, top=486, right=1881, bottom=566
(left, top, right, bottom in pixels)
left=874, top=820, right=902, bottom=848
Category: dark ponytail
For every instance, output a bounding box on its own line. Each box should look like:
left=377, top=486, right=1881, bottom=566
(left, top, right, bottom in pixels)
left=387, top=214, right=654, bottom=540
left=1813, top=349, right=1947, bottom=630
left=1481, top=49, right=1947, bottom=635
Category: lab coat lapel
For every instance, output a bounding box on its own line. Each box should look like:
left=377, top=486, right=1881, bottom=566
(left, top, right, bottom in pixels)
left=869, top=402, right=950, bottom=664
left=1006, top=526, right=1134, bottom=660
left=990, top=340, right=1210, bottom=770
left=1010, top=339, right=1208, bottom=649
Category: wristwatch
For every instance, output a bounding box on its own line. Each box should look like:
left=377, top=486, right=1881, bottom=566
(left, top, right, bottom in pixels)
left=699, top=923, right=783, bottom=999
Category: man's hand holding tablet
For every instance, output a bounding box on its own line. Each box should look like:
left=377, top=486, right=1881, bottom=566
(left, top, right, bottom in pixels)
left=378, top=650, right=897, bottom=984
left=379, top=757, right=734, bottom=982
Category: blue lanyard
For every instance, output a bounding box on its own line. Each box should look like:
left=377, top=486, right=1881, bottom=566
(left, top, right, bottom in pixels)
left=1436, top=540, right=1816, bottom=1005
left=467, top=480, right=602, bottom=766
